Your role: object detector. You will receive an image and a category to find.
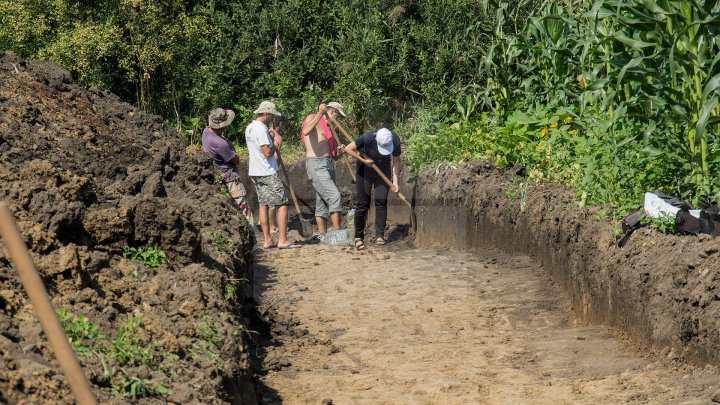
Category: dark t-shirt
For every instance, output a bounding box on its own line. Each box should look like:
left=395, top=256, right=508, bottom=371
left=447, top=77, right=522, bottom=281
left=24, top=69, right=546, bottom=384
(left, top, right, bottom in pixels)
left=201, top=127, right=240, bottom=182
left=354, top=130, right=401, bottom=178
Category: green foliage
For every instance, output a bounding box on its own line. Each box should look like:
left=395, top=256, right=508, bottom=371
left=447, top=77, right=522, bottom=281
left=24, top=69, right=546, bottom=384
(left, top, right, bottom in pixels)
left=648, top=212, right=680, bottom=236
left=190, top=316, right=224, bottom=372
left=112, top=371, right=171, bottom=400
left=57, top=310, right=173, bottom=399
left=56, top=308, right=105, bottom=358
left=123, top=246, right=168, bottom=268
left=109, top=316, right=159, bottom=367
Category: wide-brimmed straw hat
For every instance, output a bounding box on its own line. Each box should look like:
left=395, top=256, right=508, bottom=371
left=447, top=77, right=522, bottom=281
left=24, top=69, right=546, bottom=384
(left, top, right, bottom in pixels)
left=253, top=101, right=282, bottom=116
left=326, top=101, right=347, bottom=117
left=208, top=108, right=236, bottom=129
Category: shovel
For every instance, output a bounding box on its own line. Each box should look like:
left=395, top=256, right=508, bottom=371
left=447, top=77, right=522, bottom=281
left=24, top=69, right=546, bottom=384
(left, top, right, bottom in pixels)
left=328, top=117, right=417, bottom=231
left=328, top=117, right=411, bottom=207
left=270, top=126, right=314, bottom=238
left=324, top=114, right=356, bottom=183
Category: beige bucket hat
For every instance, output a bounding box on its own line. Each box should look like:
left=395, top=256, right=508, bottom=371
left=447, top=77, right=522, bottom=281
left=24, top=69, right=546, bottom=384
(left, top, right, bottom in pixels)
left=253, top=101, right=282, bottom=116
left=326, top=101, right=347, bottom=117
left=208, top=108, right=236, bottom=129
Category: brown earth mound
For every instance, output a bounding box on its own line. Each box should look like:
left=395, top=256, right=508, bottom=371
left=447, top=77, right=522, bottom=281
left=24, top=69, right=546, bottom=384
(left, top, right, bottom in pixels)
left=413, top=162, right=720, bottom=367
left=0, top=52, right=256, bottom=404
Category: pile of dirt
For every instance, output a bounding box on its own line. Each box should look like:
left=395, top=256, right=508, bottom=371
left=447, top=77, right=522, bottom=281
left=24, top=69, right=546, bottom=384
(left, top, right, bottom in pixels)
left=412, top=162, right=720, bottom=366
left=0, top=52, right=256, bottom=404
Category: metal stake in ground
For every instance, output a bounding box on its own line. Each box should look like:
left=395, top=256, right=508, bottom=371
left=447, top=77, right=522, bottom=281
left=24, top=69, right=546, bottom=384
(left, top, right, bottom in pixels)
left=0, top=203, right=97, bottom=405
left=270, top=125, right=314, bottom=238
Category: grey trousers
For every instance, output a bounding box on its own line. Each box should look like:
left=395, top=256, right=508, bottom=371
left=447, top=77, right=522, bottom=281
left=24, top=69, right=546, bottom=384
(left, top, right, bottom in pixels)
left=305, top=157, right=342, bottom=218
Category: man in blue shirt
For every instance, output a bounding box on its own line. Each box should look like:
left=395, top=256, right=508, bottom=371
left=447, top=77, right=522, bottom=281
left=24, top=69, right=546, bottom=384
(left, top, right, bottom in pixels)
left=344, top=126, right=402, bottom=250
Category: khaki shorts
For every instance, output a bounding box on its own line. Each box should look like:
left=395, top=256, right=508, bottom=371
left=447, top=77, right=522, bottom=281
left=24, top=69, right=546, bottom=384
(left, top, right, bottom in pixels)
left=251, top=173, right=289, bottom=208
left=226, top=179, right=248, bottom=209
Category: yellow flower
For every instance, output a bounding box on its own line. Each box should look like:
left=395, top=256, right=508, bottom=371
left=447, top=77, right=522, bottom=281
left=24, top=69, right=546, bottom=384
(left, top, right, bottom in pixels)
left=540, top=128, right=549, bottom=137
left=577, top=74, right=587, bottom=89
left=564, top=116, right=573, bottom=124
left=550, top=122, right=559, bottom=129
left=570, top=129, right=579, bottom=137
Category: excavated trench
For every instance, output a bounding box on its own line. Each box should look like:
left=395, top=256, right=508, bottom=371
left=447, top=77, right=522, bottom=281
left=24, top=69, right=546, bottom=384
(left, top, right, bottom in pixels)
left=247, top=160, right=720, bottom=403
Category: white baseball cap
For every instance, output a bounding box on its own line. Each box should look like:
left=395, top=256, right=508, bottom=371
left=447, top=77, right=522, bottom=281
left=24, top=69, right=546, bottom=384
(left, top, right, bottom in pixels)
left=376, top=128, right=394, bottom=156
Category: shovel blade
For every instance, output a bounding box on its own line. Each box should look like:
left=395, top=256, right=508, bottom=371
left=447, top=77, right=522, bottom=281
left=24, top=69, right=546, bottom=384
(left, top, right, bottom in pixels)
left=298, top=215, right=314, bottom=238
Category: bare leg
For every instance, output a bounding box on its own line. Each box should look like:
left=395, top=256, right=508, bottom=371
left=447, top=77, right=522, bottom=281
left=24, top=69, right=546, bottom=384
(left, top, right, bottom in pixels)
left=269, top=207, right=278, bottom=232
left=330, top=212, right=342, bottom=230
left=316, top=216, right=327, bottom=234
left=277, top=205, right=290, bottom=246
left=258, top=205, right=274, bottom=248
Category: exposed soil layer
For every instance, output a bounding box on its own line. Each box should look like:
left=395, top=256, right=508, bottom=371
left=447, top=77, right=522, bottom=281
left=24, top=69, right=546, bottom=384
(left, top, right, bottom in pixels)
left=0, top=53, right=255, bottom=404
left=413, top=162, right=720, bottom=367
left=251, top=236, right=720, bottom=403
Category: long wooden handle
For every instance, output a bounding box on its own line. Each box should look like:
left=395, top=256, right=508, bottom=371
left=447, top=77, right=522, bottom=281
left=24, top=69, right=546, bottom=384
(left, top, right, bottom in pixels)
left=0, top=203, right=97, bottom=405
left=325, top=117, right=357, bottom=183
left=328, top=117, right=411, bottom=207
left=269, top=127, right=303, bottom=216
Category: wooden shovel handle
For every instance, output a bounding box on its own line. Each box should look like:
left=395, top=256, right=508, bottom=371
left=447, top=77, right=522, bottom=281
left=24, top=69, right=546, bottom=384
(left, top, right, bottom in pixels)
left=328, top=117, right=411, bottom=207
left=325, top=117, right=357, bottom=183
left=269, top=127, right=303, bottom=216
left=0, top=203, right=97, bottom=405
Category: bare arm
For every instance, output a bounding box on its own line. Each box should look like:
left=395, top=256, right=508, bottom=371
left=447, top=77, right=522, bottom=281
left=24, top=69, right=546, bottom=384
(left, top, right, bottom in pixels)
left=229, top=155, right=241, bottom=166
left=391, top=155, right=401, bottom=192
left=344, top=142, right=373, bottom=165
left=261, top=127, right=283, bottom=158
left=300, top=104, right=327, bottom=136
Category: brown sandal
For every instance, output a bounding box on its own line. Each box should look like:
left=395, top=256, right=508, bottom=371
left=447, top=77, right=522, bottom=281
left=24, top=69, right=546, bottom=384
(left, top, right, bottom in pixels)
left=354, top=238, right=366, bottom=250
left=375, top=237, right=386, bottom=246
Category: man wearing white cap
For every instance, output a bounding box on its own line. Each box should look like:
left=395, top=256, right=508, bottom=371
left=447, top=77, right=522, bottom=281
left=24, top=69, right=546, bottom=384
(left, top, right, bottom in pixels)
left=344, top=124, right=402, bottom=250
left=201, top=108, right=253, bottom=224
left=300, top=102, right=347, bottom=236
left=245, top=101, right=301, bottom=249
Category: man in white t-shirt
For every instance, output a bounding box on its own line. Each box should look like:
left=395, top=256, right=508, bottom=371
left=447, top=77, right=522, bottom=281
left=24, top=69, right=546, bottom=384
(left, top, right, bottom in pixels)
left=245, top=101, right=300, bottom=249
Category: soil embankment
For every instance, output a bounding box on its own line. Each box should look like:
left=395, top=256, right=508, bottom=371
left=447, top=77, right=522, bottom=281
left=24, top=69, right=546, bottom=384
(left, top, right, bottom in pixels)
left=0, top=53, right=256, bottom=404
left=413, top=162, right=720, bottom=366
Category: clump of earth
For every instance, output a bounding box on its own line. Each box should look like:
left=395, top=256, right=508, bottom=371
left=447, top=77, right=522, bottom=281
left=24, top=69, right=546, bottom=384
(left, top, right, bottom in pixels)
left=0, top=52, right=255, bottom=404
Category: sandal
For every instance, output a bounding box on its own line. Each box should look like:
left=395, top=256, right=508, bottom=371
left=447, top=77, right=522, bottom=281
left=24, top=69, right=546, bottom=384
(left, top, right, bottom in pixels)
left=354, top=238, right=366, bottom=250
left=375, top=237, right=386, bottom=246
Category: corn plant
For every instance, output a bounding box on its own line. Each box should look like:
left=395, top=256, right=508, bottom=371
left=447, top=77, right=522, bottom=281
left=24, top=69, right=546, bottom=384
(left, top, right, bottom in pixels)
left=587, top=0, right=720, bottom=199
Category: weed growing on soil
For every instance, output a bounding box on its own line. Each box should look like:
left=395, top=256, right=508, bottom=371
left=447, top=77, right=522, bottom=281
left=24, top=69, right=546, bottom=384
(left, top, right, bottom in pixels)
left=122, top=246, right=168, bottom=268
left=56, top=308, right=105, bottom=358
left=58, top=311, right=175, bottom=399
left=506, top=178, right=529, bottom=212
left=190, top=316, right=224, bottom=372
left=112, top=371, right=171, bottom=400
left=648, top=213, right=680, bottom=235
left=213, top=175, right=231, bottom=198
left=224, top=280, right=238, bottom=303
left=109, top=316, right=159, bottom=367
left=209, top=230, right=233, bottom=256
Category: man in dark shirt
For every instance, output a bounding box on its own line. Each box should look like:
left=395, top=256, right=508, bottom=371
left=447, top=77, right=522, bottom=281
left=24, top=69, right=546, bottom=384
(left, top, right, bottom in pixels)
left=344, top=127, right=402, bottom=250
left=201, top=108, right=253, bottom=224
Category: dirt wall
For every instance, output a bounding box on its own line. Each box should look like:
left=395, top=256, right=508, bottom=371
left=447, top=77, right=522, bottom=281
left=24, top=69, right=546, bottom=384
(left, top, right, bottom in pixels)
left=0, top=53, right=256, bottom=404
left=402, top=162, right=720, bottom=367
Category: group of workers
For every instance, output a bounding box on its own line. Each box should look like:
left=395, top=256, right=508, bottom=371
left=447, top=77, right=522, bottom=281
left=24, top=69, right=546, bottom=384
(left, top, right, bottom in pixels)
left=201, top=100, right=402, bottom=251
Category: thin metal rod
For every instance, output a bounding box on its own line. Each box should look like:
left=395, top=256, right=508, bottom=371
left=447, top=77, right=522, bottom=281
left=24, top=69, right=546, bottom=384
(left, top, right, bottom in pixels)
left=0, top=202, right=97, bottom=405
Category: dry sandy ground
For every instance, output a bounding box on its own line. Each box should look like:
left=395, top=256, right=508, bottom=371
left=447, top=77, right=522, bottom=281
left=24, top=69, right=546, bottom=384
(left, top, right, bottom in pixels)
left=252, top=240, right=720, bottom=404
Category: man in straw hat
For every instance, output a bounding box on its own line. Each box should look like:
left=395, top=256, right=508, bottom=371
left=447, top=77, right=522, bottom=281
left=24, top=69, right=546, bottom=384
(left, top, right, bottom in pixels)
left=201, top=107, right=253, bottom=225
left=300, top=102, right=347, bottom=237
left=245, top=101, right=301, bottom=249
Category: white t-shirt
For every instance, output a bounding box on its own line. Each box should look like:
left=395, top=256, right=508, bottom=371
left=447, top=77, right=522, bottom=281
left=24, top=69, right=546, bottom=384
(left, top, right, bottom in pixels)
left=245, top=120, right=279, bottom=176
